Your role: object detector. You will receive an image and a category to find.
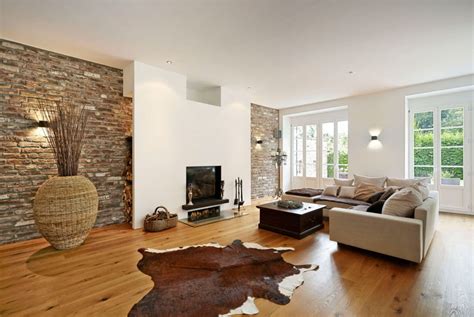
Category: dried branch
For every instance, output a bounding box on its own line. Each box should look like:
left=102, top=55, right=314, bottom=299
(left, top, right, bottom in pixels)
left=36, top=98, right=90, bottom=176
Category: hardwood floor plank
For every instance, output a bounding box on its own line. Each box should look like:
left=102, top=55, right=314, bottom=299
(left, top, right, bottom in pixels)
left=0, top=206, right=472, bottom=317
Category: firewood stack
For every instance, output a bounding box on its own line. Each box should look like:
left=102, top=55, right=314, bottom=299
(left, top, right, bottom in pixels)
left=122, top=136, right=132, bottom=224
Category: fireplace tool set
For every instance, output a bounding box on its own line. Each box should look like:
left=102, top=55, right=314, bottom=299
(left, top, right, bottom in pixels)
left=233, top=177, right=245, bottom=215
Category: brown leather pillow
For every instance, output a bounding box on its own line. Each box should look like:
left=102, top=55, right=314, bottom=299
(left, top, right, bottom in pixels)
left=380, top=187, right=396, bottom=201
left=353, top=182, right=384, bottom=202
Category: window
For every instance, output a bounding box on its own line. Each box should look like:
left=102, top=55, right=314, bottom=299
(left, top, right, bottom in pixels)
left=337, top=121, right=349, bottom=179
left=413, top=111, right=434, bottom=183
left=322, top=122, right=334, bottom=178
left=440, top=108, right=464, bottom=185
left=305, top=125, right=317, bottom=177
left=292, top=120, right=349, bottom=181
left=293, top=126, right=303, bottom=176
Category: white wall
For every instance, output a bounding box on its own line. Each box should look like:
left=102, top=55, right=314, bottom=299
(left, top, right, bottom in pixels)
left=126, top=61, right=251, bottom=229
left=280, top=74, right=474, bottom=191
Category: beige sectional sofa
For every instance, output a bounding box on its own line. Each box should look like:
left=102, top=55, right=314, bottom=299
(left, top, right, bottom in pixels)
left=329, top=191, right=439, bottom=263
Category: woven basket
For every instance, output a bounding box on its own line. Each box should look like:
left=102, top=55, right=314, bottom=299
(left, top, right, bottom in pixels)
left=33, top=176, right=98, bottom=250
left=144, top=206, right=177, bottom=232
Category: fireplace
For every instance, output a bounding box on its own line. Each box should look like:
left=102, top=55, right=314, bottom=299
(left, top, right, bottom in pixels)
left=183, top=166, right=228, bottom=222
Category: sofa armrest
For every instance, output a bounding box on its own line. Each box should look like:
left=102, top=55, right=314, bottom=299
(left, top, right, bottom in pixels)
left=414, top=191, right=439, bottom=257
left=329, top=208, right=423, bottom=263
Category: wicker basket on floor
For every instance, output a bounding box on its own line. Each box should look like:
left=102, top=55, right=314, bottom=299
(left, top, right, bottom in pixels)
left=144, top=206, right=177, bottom=232
left=33, top=176, right=98, bottom=250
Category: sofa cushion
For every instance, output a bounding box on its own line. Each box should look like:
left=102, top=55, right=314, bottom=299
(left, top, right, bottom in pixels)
left=367, top=200, right=385, bottom=213
left=354, top=174, right=387, bottom=188
left=314, top=195, right=370, bottom=206
left=380, top=187, right=396, bottom=201
left=334, top=178, right=354, bottom=186
left=285, top=188, right=323, bottom=197
left=382, top=187, right=423, bottom=218
left=338, top=186, right=356, bottom=199
left=354, top=182, right=384, bottom=202
left=386, top=177, right=430, bottom=187
left=322, top=185, right=339, bottom=197
left=367, top=191, right=385, bottom=203
left=409, top=183, right=430, bottom=200
left=351, top=205, right=369, bottom=211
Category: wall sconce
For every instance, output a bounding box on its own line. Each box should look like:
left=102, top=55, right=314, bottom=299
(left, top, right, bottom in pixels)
left=256, top=139, right=263, bottom=145
left=368, top=132, right=382, bottom=150
left=38, top=120, right=49, bottom=128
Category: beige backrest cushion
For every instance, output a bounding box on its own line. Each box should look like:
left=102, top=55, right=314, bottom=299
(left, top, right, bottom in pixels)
left=338, top=186, right=356, bottom=199
left=322, top=185, right=339, bottom=197
left=409, top=182, right=430, bottom=200
left=334, top=178, right=354, bottom=186
left=353, top=182, right=384, bottom=202
left=386, top=177, right=430, bottom=187
left=354, top=174, right=387, bottom=188
left=382, top=187, right=423, bottom=218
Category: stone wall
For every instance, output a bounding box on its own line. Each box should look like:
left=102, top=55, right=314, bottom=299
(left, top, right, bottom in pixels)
left=0, top=40, right=132, bottom=244
left=251, top=104, right=279, bottom=199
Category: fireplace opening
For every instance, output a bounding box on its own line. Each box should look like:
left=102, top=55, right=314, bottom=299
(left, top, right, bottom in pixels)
left=186, top=166, right=221, bottom=202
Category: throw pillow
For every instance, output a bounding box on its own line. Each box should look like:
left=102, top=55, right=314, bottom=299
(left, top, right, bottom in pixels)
left=353, top=182, right=384, bottom=202
left=354, top=174, right=387, bottom=188
left=334, top=178, right=354, bottom=186
left=379, top=187, right=396, bottom=201
left=338, top=186, right=356, bottom=199
left=386, top=177, right=430, bottom=187
left=409, top=182, right=429, bottom=200
left=322, top=185, right=339, bottom=197
left=367, top=191, right=385, bottom=203
left=382, top=187, right=423, bottom=218
left=367, top=200, right=385, bottom=213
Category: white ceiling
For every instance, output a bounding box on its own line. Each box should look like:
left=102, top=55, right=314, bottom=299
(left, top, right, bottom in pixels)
left=1, top=0, right=473, bottom=108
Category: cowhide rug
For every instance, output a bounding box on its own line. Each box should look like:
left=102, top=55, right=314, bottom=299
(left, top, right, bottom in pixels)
left=129, top=239, right=318, bottom=317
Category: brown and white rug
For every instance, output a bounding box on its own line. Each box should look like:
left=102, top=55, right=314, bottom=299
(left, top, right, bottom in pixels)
left=129, top=240, right=318, bottom=317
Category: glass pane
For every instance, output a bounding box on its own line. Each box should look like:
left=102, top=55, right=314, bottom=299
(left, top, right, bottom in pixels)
left=441, top=108, right=463, bottom=127
left=414, top=111, right=433, bottom=129
left=441, top=167, right=463, bottom=185
left=441, top=128, right=463, bottom=146
left=306, top=125, right=317, bottom=151
left=414, top=148, right=433, bottom=166
left=323, top=165, right=334, bottom=178
left=414, top=166, right=434, bottom=178
left=414, top=130, right=433, bottom=147
left=338, top=165, right=349, bottom=179
left=294, top=126, right=303, bottom=151
left=295, top=151, right=303, bottom=176
left=306, top=151, right=316, bottom=177
left=306, top=164, right=316, bottom=178
left=337, top=121, right=348, bottom=165
left=441, top=147, right=463, bottom=166
left=322, top=122, right=334, bottom=166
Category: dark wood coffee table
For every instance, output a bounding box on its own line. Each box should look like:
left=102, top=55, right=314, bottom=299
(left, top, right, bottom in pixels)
left=257, top=202, right=325, bottom=239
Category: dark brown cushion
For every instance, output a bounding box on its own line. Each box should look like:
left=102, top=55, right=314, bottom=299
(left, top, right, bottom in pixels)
left=367, top=191, right=385, bottom=203
left=367, top=200, right=385, bottom=213
left=285, top=188, right=323, bottom=197
left=380, top=187, right=396, bottom=201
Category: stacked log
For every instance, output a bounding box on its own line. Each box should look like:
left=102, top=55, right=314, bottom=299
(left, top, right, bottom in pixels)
left=122, top=137, right=132, bottom=224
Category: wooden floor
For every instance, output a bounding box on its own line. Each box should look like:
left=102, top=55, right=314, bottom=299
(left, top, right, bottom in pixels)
left=0, top=205, right=473, bottom=317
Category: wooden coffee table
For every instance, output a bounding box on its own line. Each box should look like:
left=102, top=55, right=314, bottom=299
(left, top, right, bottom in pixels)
left=257, top=202, right=325, bottom=239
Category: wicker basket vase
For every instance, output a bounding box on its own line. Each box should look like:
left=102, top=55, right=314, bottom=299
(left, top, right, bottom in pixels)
left=33, top=176, right=98, bottom=250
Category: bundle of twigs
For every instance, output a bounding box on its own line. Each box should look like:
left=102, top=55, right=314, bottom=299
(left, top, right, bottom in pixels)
left=36, top=99, right=90, bottom=176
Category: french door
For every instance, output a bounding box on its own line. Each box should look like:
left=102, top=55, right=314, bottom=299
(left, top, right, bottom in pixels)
left=291, top=121, right=349, bottom=189
left=409, top=102, right=472, bottom=213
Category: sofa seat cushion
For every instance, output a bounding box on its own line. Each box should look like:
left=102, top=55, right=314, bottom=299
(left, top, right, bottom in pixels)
left=285, top=188, right=323, bottom=197
left=351, top=205, right=369, bottom=211
left=315, top=195, right=370, bottom=206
